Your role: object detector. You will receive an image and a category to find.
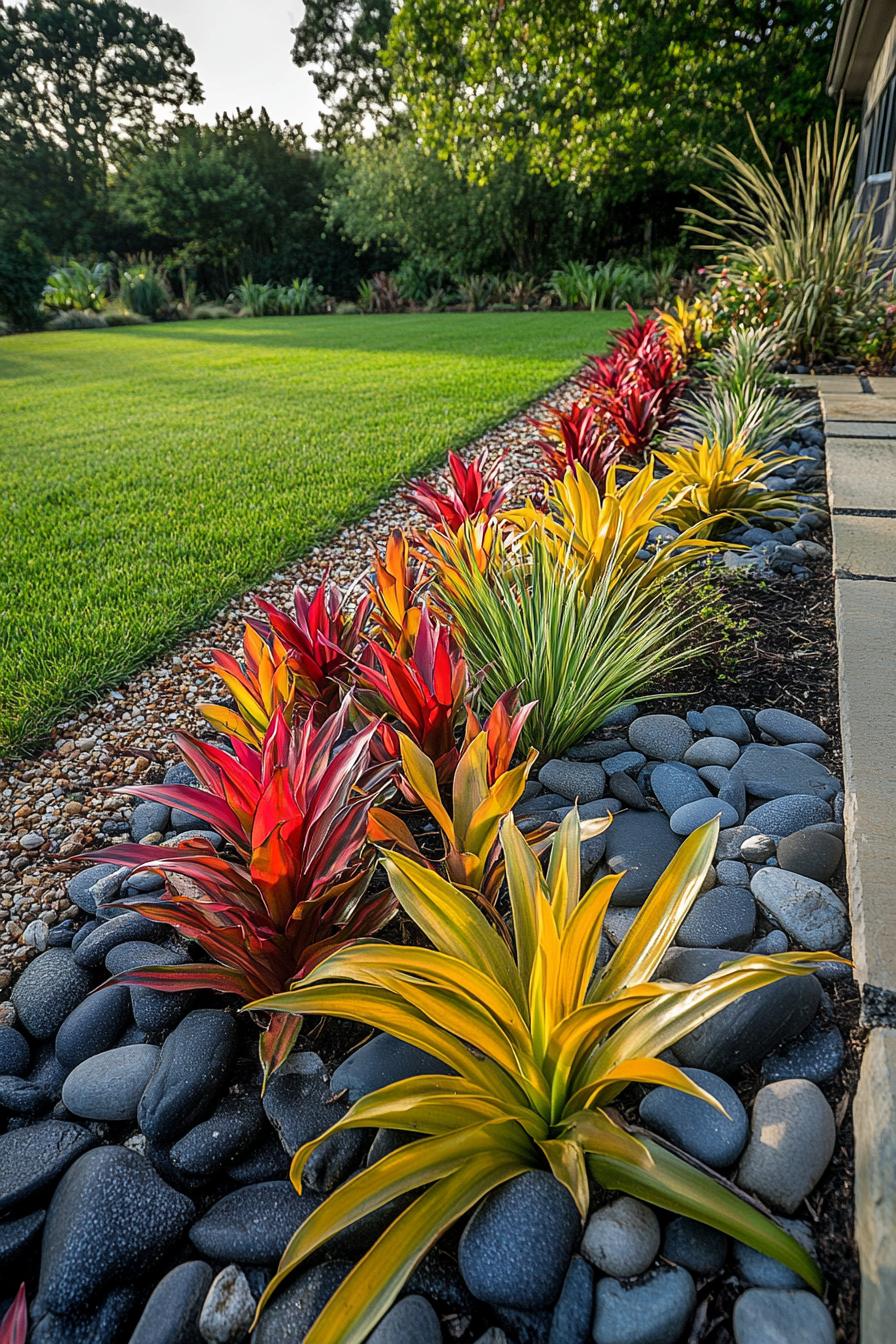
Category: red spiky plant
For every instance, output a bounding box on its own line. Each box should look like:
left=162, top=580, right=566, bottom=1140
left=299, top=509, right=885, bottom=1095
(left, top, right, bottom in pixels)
left=404, top=448, right=508, bottom=534
left=77, top=703, right=395, bottom=1083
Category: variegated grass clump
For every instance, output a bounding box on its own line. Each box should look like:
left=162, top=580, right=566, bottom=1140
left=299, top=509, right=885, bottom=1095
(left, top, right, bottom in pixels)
left=250, top=812, right=839, bottom=1344
left=689, top=112, right=882, bottom=363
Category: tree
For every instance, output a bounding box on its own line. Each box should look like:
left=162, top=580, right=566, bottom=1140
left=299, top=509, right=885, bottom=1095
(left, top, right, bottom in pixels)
left=328, top=128, right=615, bottom=276
left=0, top=0, right=201, bottom=249
left=112, top=110, right=362, bottom=294
left=386, top=1, right=840, bottom=196
left=291, top=0, right=396, bottom=146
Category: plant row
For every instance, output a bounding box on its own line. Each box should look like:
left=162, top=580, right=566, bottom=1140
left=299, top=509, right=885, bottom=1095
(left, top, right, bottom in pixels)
left=62, top=309, right=834, bottom=1342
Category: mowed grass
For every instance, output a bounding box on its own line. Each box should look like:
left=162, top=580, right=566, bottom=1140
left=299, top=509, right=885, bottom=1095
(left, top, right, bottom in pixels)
left=0, top=311, right=614, bottom=754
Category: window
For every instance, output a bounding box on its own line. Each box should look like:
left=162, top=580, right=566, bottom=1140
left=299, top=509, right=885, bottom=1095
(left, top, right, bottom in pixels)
left=860, top=73, right=896, bottom=183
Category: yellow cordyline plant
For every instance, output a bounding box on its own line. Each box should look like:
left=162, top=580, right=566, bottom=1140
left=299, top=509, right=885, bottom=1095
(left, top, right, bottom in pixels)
left=657, top=295, right=715, bottom=366
left=367, top=529, right=425, bottom=658
left=200, top=622, right=294, bottom=748
left=507, top=462, right=722, bottom=597
left=653, top=437, right=806, bottom=536
left=368, top=725, right=604, bottom=922
left=251, top=812, right=839, bottom=1343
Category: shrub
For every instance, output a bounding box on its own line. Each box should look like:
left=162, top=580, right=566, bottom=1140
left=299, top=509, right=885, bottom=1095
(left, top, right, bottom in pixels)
left=657, top=296, right=716, bottom=366
left=0, top=226, right=48, bottom=330
left=356, top=610, right=468, bottom=788
left=654, top=437, right=807, bottom=535
left=252, top=812, right=833, bottom=1342
left=404, top=449, right=508, bottom=533
left=395, top=258, right=451, bottom=304
left=531, top=402, right=625, bottom=489
left=200, top=578, right=369, bottom=746
left=424, top=499, right=715, bottom=758
left=666, top=382, right=815, bottom=457
left=550, top=259, right=652, bottom=311
left=277, top=277, right=325, bottom=315
left=368, top=693, right=542, bottom=913
left=366, top=529, right=426, bottom=658
left=357, top=272, right=402, bottom=313
left=81, top=704, right=394, bottom=1083
left=689, top=113, right=882, bottom=363
left=456, top=273, right=495, bottom=311
left=334, top=300, right=361, bottom=315
left=119, top=257, right=173, bottom=319
left=42, top=260, right=110, bottom=312
left=44, top=310, right=108, bottom=331
left=232, top=277, right=277, bottom=317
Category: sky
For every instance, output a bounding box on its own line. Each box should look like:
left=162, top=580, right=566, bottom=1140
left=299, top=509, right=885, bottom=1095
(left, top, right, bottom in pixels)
left=148, top=1, right=323, bottom=138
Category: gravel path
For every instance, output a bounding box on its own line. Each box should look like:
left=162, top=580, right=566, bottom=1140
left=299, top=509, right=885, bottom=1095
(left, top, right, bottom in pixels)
left=0, top=375, right=580, bottom=976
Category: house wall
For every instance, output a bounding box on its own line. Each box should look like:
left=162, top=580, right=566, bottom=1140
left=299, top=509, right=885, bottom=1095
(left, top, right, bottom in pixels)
left=855, top=13, right=896, bottom=249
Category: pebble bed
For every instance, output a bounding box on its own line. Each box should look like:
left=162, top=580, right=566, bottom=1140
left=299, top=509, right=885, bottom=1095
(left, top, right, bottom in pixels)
left=0, top=390, right=854, bottom=1344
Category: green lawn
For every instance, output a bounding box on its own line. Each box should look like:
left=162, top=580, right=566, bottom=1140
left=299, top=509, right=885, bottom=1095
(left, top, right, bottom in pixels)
left=0, top=311, right=614, bottom=754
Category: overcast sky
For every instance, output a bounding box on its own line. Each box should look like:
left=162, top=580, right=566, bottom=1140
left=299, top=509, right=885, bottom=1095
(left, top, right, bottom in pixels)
left=148, top=1, right=323, bottom=137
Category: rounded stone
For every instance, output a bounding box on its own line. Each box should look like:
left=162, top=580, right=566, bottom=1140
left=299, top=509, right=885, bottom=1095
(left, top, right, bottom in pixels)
left=683, top=737, right=741, bottom=768
left=138, top=1009, right=236, bottom=1143
left=602, top=751, right=647, bottom=778
left=775, top=829, right=843, bottom=883
left=677, top=885, right=756, bottom=949
left=329, top=1032, right=451, bottom=1103
left=366, top=1295, right=442, bottom=1343
left=254, top=1262, right=353, bottom=1344
left=657, top=947, right=821, bottom=1076
left=72, top=913, right=168, bottom=969
left=730, top=746, right=838, bottom=802
left=753, top=709, right=830, bottom=748
left=716, top=860, right=749, bottom=886
left=603, top=811, right=681, bottom=906
left=669, top=798, right=739, bottom=836
left=750, top=868, right=848, bottom=951
left=639, top=1067, right=748, bottom=1168
left=733, top=1218, right=816, bottom=1288
left=662, top=1217, right=727, bottom=1276
left=592, top=1266, right=696, bottom=1344
left=189, top=1180, right=320, bottom=1265
left=699, top=765, right=731, bottom=792
left=580, top=1197, right=660, bottom=1278
left=0, top=1118, right=97, bottom=1214
left=744, top=796, right=831, bottom=838
left=629, top=714, right=694, bottom=762
left=0, top=1027, right=30, bottom=1077
left=732, top=1288, right=835, bottom=1344
left=126, top=1259, right=213, bottom=1344
left=458, top=1171, right=580, bottom=1310
left=37, top=1145, right=194, bottom=1314
left=54, top=985, right=132, bottom=1072
left=650, top=763, right=710, bottom=816
left=703, top=706, right=751, bottom=744
left=130, top=800, right=172, bottom=842
left=740, top=834, right=777, bottom=862
left=549, top=1255, right=593, bottom=1344
left=198, top=1264, right=256, bottom=1344
left=538, top=760, right=607, bottom=803
left=11, top=949, right=94, bottom=1040
left=61, top=1044, right=160, bottom=1122
left=737, top=1080, right=836, bottom=1214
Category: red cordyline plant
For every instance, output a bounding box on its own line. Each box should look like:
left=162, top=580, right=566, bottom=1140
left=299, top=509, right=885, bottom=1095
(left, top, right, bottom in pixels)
left=0, top=1287, right=27, bottom=1344
left=404, top=448, right=508, bottom=534
left=356, top=609, right=468, bottom=790
left=201, top=577, right=369, bottom=746
left=530, top=401, right=626, bottom=489
left=78, top=702, right=395, bottom=1083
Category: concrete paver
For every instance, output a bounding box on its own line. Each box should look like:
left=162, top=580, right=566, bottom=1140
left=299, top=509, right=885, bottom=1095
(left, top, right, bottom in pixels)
left=824, top=420, right=896, bottom=438
left=832, top=514, right=896, bottom=578
left=826, top=437, right=896, bottom=511
left=854, top=1028, right=896, bottom=1344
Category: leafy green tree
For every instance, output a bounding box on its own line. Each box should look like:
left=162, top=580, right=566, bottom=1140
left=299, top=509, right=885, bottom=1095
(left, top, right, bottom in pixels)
left=0, top=224, right=47, bottom=329
left=0, top=0, right=201, bottom=249
left=386, top=1, right=839, bottom=195
left=291, top=0, right=396, bottom=145
left=328, top=128, right=613, bottom=276
left=112, top=110, right=361, bottom=294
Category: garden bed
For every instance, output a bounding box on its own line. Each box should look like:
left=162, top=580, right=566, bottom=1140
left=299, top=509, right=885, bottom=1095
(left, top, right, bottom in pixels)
left=0, top=324, right=862, bottom=1344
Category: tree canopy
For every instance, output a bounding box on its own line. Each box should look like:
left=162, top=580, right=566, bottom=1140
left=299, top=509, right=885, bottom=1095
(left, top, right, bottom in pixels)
left=385, top=1, right=840, bottom=193
left=0, top=0, right=201, bottom=247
